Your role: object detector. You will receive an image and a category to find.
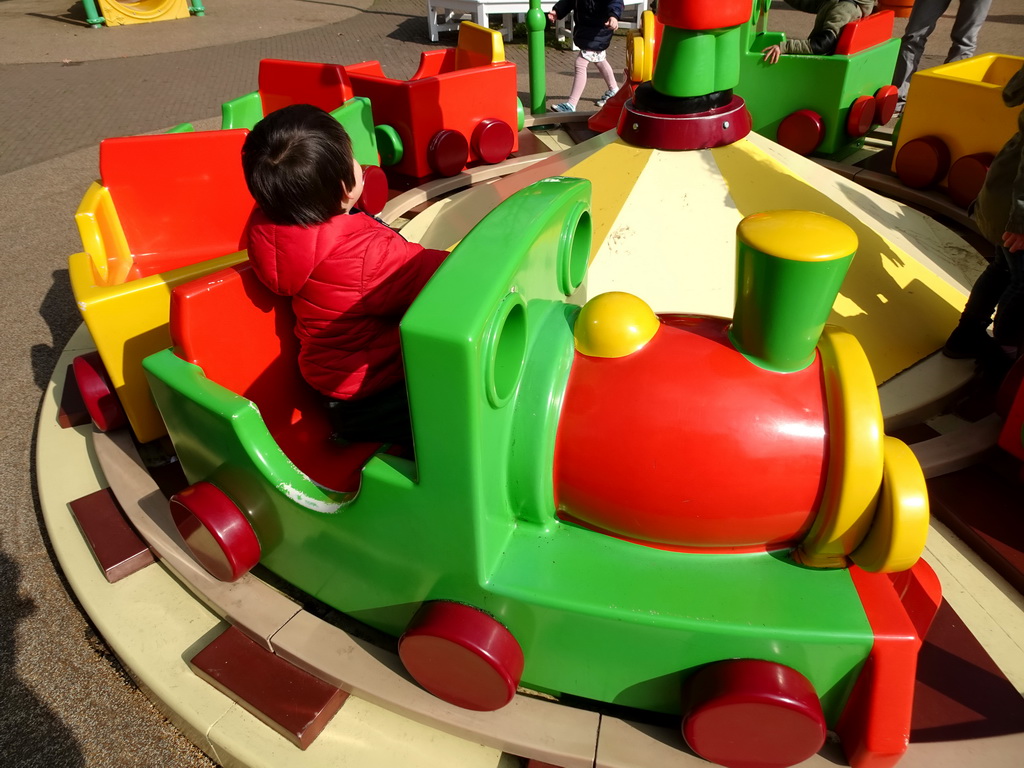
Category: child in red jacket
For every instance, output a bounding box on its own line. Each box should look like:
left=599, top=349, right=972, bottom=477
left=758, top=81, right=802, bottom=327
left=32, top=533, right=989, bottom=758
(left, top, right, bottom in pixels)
left=242, top=104, right=448, bottom=446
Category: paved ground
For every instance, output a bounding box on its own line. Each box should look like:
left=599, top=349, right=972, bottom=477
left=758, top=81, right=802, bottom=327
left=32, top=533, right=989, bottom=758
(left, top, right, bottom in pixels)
left=1, top=1, right=1022, bottom=766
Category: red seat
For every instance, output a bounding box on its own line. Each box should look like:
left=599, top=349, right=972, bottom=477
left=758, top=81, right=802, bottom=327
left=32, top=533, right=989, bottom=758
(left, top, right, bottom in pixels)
left=835, top=10, right=895, bottom=56
left=257, top=59, right=355, bottom=116
left=170, top=262, right=381, bottom=491
left=99, top=130, right=253, bottom=278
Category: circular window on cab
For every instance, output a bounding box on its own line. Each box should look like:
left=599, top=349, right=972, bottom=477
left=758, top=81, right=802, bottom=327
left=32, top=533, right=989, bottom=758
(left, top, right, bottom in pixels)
left=483, top=292, right=527, bottom=408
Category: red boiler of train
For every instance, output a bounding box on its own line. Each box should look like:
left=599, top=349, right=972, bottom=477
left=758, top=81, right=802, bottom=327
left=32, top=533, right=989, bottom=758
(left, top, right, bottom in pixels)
left=554, top=210, right=923, bottom=573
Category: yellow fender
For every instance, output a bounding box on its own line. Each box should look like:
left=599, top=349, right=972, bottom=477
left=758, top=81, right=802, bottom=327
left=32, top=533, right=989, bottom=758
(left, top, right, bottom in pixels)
left=850, top=437, right=930, bottom=573
left=795, top=326, right=885, bottom=568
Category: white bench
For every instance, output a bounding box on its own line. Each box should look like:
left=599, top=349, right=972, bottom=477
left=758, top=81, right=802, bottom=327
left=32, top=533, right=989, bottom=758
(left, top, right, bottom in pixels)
left=426, top=0, right=648, bottom=44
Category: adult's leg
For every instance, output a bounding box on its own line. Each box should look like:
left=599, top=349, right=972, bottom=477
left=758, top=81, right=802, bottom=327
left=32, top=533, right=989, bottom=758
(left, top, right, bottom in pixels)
left=892, top=0, right=953, bottom=101
left=993, top=246, right=1024, bottom=347
left=945, top=0, right=994, bottom=63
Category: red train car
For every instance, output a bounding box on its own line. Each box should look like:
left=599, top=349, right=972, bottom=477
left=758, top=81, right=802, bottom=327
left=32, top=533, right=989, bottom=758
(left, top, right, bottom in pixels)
left=343, top=22, right=522, bottom=178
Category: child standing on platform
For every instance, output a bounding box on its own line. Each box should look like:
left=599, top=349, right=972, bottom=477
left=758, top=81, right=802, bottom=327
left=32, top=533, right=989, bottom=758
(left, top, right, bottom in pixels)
left=548, top=0, right=623, bottom=111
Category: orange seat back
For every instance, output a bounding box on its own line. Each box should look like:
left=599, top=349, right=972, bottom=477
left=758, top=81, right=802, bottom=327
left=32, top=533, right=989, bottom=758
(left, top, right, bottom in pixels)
left=835, top=10, right=895, bottom=56
left=99, top=130, right=253, bottom=278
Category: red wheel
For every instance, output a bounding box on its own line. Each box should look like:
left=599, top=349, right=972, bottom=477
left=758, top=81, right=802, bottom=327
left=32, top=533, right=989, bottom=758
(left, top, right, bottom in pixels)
left=846, top=95, right=876, bottom=138
left=427, top=129, right=469, bottom=177
left=356, top=164, right=389, bottom=216
left=895, top=135, right=951, bottom=188
left=874, top=85, right=899, bottom=125
left=947, top=152, right=993, bottom=209
left=72, top=351, right=128, bottom=432
left=169, top=482, right=260, bottom=582
left=398, top=601, right=524, bottom=711
left=776, top=110, right=824, bottom=156
left=681, top=659, right=826, bottom=768
left=471, top=119, right=515, bottom=165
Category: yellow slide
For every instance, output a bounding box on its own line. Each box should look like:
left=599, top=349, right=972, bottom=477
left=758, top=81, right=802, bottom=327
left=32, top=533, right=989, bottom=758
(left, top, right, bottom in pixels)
left=95, top=0, right=193, bottom=26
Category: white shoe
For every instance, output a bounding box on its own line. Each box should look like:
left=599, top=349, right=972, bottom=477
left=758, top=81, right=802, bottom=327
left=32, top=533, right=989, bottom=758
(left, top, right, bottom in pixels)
left=596, top=88, right=617, bottom=107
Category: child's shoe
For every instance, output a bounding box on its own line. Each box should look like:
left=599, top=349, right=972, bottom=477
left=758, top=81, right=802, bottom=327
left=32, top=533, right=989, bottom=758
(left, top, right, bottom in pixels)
left=596, top=88, right=617, bottom=107
left=551, top=102, right=575, bottom=112
left=942, top=322, right=998, bottom=359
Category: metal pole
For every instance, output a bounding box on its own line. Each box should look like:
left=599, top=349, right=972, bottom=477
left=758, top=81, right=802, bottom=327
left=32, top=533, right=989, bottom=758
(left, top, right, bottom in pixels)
left=526, top=0, right=547, bottom=114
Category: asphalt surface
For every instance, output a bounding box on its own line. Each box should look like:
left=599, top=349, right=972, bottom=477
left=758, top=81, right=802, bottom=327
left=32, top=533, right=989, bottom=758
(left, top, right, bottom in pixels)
left=1, top=1, right=1022, bottom=766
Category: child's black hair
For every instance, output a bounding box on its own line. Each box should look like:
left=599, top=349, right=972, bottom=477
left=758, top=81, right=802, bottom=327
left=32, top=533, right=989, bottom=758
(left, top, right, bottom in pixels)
left=241, top=104, right=357, bottom=226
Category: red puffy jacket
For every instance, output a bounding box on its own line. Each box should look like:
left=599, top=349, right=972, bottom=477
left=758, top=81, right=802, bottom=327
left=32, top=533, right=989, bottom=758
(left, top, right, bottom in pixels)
left=246, top=208, right=448, bottom=400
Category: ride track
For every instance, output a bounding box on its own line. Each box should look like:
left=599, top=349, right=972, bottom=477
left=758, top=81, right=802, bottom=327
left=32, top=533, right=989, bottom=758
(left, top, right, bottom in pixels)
left=38, top=106, right=1024, bottom=768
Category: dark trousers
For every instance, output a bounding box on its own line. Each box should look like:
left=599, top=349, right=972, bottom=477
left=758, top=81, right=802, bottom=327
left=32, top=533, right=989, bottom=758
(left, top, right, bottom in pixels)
left=325, top=382, right=412, bottom=446
left=961, top=245, right=1024, bottom=347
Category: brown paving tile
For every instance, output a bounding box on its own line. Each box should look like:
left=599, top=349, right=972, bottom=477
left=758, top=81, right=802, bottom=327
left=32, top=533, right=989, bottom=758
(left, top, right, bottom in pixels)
left=68, top=487, right=155, bottom=583
left=189, top=625, right=348, bottom=749
left=57, top=362, right=91, bottom=429
left=912, top=600, right=1024, bottom=742
left=928, top=463, right=1024, bottom=595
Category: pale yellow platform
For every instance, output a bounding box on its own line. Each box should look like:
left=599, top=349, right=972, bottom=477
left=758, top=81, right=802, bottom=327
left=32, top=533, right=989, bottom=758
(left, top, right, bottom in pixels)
left=39, top=324, right=1024, bottom=768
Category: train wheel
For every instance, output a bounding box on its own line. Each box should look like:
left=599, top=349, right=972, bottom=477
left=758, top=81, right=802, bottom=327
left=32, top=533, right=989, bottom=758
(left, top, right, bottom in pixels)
left=472, top=119, right=516, bottom=165
left=846, top=95, right=876, bottom=138
left=776, top=110, right=824, bottom=156
left=873, top=85, right=899, bottom=125
left=374, top=124, right=404, bottom=166
left=947, top=152, right=994, bottom=209
left=398, top=601, right=524, bottom=711
left=72, top=351, right=128, bottom=432
left=894, top=135, right=951, bottom=189
left=356, top=164, right=389, bottom=216
left=427, top=129, right=469, bottom=177
left=681, top=659, right=827, bottom=768
left=169, top=482, right=260, bottom=582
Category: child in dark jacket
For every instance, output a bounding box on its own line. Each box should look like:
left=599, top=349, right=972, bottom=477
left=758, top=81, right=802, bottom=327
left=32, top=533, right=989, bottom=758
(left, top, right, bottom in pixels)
left=548, top=0, right=623, bottom=111
left=943, top=62, right=1024, bottom=365
left=761, top=0, right=876, bottom=64
left=241, top=104, right=448, bottom=446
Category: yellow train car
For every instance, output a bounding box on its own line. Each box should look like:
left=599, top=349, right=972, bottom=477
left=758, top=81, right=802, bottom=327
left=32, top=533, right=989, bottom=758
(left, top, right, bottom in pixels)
left=892, top=53, right=1024, bottom=208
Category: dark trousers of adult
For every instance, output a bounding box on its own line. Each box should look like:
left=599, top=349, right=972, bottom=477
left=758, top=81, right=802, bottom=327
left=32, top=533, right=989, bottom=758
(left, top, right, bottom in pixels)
left=892, top=0, right=994, bottom=102
left=960, top=245, right=1024, bottom=348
